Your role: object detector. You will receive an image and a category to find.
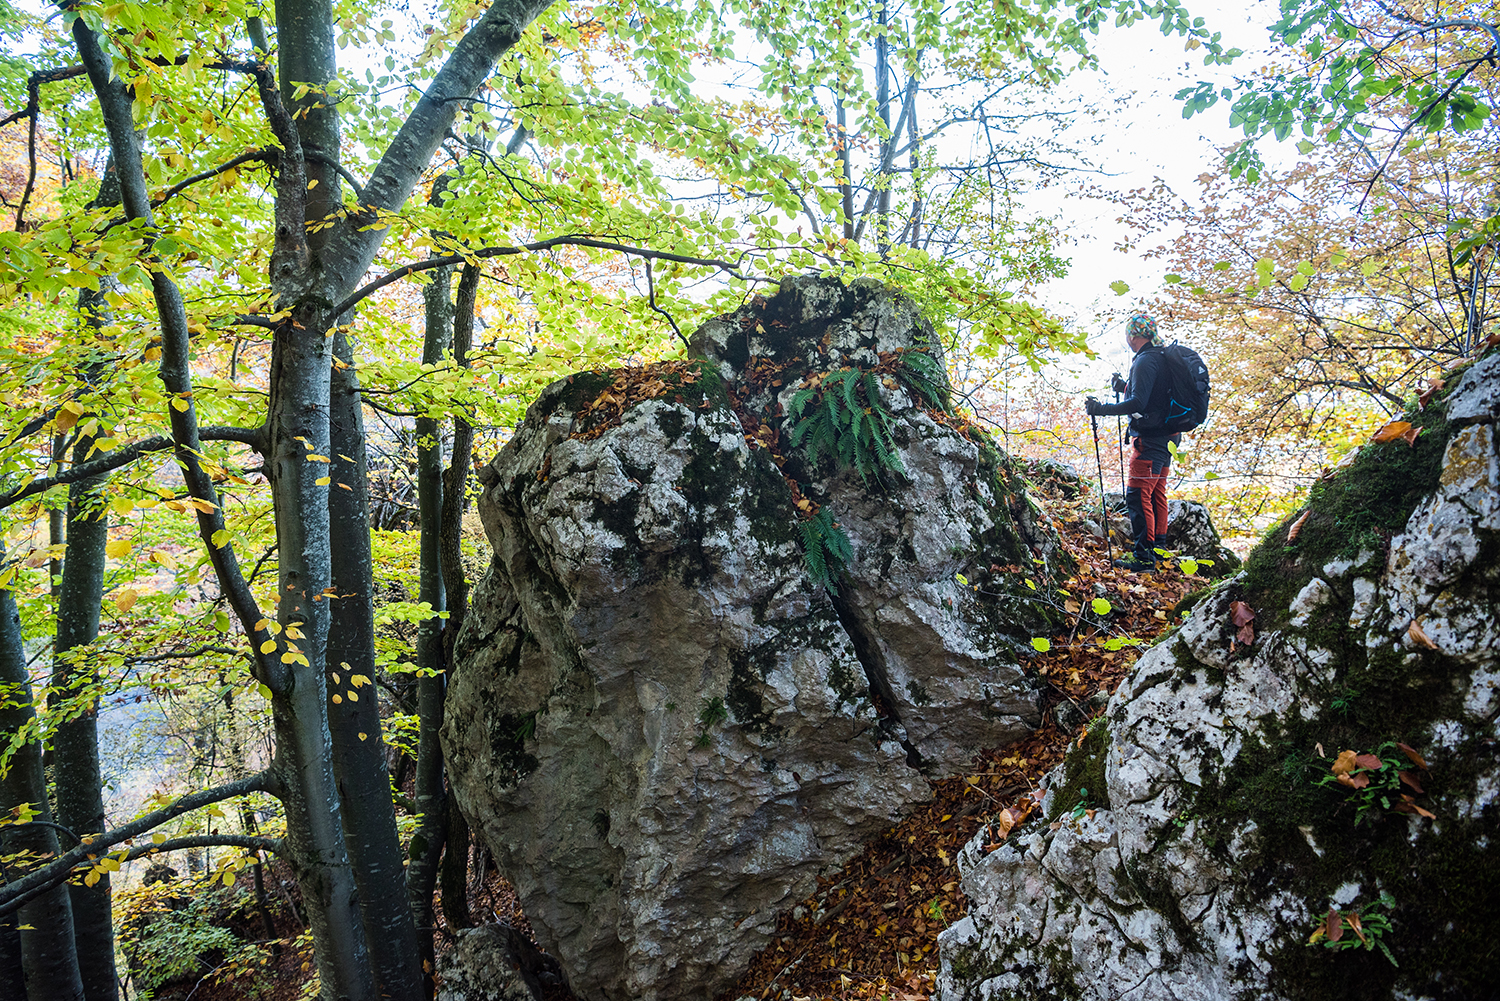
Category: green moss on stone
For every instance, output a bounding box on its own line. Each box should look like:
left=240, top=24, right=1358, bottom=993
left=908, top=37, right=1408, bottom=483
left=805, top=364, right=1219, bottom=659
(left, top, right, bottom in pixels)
left=1047, top=717, right=1111, bottom=821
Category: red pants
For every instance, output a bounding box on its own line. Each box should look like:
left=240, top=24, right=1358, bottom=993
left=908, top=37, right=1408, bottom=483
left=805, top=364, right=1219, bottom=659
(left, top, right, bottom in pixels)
left=1125, top=447, right=1169, bottom=560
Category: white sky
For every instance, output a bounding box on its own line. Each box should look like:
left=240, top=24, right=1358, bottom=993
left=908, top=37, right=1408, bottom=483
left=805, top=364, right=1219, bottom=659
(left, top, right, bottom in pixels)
left=1025, top=0, right=1287, bottom=385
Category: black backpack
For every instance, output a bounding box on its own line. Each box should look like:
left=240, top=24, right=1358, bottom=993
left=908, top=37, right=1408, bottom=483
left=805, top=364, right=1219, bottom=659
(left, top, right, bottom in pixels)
left=1142, top=343, right=1210, bottom=433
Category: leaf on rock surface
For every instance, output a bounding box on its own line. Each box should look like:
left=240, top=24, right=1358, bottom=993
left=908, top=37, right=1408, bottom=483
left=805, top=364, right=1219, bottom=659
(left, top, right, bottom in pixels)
left=1371, top=419, right=1420, bottom=446
left=1332, top=749, right=1369, bottom=787
left=1229, top=600, right=1256, bottom=645
left=1396, top=742, right=1428, bottom=770
left=1407, top=619, right=1439, bottom=650
left=1418, top=378, right=1444, bottom=408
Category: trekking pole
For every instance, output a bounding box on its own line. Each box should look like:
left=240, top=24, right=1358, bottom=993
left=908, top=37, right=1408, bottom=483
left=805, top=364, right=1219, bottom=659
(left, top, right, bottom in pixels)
left=1114, top=390, right=1125, bottom=497
left=1091, top=414, right=1113, bottom=563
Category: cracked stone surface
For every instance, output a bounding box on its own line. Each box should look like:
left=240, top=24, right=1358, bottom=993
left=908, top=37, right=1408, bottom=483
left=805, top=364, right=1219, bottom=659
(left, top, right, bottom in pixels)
left=443, top=277, right=1055, bottom=1001
left=937, top=357, right=1500, bottom=1000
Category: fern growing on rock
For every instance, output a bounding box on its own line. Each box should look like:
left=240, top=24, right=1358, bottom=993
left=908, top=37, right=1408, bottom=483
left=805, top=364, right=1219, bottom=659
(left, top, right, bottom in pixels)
left=787, top=367, right=904, bottom=484
left=799, top=509, right=854, bottom=595
left=787, top=349, right=948, bottom=592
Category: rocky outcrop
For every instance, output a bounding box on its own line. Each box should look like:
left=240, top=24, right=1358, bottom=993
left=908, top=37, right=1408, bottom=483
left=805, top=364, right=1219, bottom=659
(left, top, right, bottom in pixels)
left=443, top=277, right=1061, bottom=1001
left=937, top=350, right=1500, bottom=1000
left=436, top=924, right=565, bottom=1001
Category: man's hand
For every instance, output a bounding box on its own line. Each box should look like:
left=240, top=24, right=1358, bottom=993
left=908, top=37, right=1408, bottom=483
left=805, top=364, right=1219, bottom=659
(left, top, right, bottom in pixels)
left=1111, top=373, right=1128, bottom=395
left=1085, top=396, right=1104, bottom=416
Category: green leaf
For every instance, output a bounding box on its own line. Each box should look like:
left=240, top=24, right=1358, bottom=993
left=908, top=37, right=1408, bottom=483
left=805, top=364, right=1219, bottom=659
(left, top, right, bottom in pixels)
left=1109, top=279, right=1130, bottom=296
left=1030, top=637, right=1051, bottom=653
left=1091, top=597, right=1112, bottom=615
left=1179, top=558, right=1199, bottom=575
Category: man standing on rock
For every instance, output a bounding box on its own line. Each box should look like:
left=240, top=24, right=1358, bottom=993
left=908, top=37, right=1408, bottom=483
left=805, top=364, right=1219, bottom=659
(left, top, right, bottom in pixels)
left=1085, top=314, right=1181, bottom=572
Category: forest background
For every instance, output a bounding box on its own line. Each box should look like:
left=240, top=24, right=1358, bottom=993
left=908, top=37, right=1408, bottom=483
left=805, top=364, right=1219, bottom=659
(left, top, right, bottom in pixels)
left=0, top=0, right=1495, bottom=999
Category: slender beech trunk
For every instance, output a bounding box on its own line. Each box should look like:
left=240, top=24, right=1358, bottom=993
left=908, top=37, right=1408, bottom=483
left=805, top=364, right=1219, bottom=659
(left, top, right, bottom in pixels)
left=328, top=322, right=424, bottom=1001
left=405, top=261, right=454, bottom=991
left=70, top=2, right=556, bottom=996
left=836, top=90, right=854, bottom=239
left=874, top=4, right=891, bottom=252
left=0, top=547, right=86, bottom=1001
left=906, top=75, right=921, bottom=248
left=436, top=263, right=480, bottom=933
left=50, top=411, right=116, bottom=1001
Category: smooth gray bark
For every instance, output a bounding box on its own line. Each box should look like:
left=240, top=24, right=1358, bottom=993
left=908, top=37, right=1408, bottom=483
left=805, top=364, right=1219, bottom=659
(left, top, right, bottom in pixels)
left=50, top=435, right=115, bottom=1001
left=0, top=547, right=86, bottom=1001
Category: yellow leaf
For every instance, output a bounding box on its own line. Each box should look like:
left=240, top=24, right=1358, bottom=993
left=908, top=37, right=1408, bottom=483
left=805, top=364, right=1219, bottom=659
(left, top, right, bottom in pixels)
left=315, top=476, right=331, bottom=486
left=307, top=178, right=319, bottom=189
left=332, top=694, right=342, bottom=704
left=150, top=550, right=177, bottom=568
left=152, top=832, right=166, bottom=845
left=114, top=588, right=140, bottom=613
left=105, top=539, right=132, bottom=559
left=358, top=732, right=368, bottom=741
left=171, top=397, right=190, bottom=412
left=253, top=618, right=269, bottom=631
left=260, top=639, right=278, bottom=654
left=351, top=674, right=370, bottom=687
left=281, top=651, right=297, bottom=664
left=347, top=690, right=358, bottom=702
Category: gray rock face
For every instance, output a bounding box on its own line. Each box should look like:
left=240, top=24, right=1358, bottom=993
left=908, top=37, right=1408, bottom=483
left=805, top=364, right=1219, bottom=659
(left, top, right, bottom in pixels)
left=937, top=357, right=1500, bottom=1000
left=444, top=276, right=1057, bottom=1001
left=437, top=924, right=561, bottom=1001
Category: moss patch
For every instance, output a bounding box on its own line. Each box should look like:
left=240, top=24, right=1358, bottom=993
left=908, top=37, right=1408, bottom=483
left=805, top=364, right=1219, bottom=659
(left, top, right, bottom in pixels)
left=1046, top=717, right=1111, bottom=821
left=1242, top=400, right=1454, bottom=626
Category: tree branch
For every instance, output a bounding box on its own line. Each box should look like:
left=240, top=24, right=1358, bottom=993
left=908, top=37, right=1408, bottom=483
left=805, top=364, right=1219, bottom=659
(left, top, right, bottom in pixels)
left=118, top=834, right=282, bottom=864
left=0, top=771, right=271, bottom=915
left=318, top=0, right=561, bottom=300
left=0, top=426, right=267, bottom=509
left=333, top=235, right=742, bottom=316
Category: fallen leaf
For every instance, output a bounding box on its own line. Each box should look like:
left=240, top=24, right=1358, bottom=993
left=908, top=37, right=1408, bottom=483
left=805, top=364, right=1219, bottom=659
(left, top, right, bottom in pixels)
left=1315, top=742, right=1326, bottom=758
left=1287, top=509, right=1311, bottom=542
left=1371, top=419, right=1414, bottom=444
left=1229, top=600, right=1256, bottom=645
left=1331, top=749, right=1358, bottom=776
left=1418, top=378, right=1444, bottom=408
left=1408, top=620, right=1438, bottom=650
left=1398, top=770, right=1424, bottom=794
left=1348, top=911, right=1367, bottom=946
left=1354, top=753, right=1384, bottom=771
left=1327, top=908, right=1343, bottom=943
left=1400, top=425, right=1422, bottom=446
left=1396, top=742, right=1428, bottom=770
left=992, top=808, right=1016, bottom=840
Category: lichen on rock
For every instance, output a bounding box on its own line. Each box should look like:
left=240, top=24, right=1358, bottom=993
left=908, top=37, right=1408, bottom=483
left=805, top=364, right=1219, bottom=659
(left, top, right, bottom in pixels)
left=938, top=350, right=1500, bottom=1001
left=442, top=276, right=1063, bottom=1001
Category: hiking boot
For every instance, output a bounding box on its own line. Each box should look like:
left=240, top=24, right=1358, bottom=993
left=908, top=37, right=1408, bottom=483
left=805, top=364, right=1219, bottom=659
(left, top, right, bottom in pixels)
left=1113, top=557, right=1155, bottom=572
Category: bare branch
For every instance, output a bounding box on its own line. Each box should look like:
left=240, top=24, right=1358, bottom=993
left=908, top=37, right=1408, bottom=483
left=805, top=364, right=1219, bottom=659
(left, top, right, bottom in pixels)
left=334, top=236, right=742, bottom=316
left=0, top=771, right=271, bottom=915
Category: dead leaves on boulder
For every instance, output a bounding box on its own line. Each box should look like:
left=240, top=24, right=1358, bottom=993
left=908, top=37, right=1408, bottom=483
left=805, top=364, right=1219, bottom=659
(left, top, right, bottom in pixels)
left=1370, top=419, right=1422, bottom=447
left=1229, top=600, right=1256, bottom=647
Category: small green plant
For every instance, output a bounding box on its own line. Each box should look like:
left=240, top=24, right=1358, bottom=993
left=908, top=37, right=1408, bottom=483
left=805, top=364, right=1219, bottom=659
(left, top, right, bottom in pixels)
left=1314, top=742, right=1433, bottom=825
left=1329, top=686, right=1360, bottom=718
left=799, top=508, right=853, bottom=594
left=788, top=367, right=904, bottom=484
left=1307, top=891, right=1398, bottom=966
left=695, top=696, right=728, bottom=747
left=926, top=896, right=946, bottom=923
left=1069, top=788, right=1090, bottom=821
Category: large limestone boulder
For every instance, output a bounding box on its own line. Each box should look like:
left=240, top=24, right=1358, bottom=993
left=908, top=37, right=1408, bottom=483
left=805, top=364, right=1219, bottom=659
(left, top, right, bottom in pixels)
left=442, top=276, right=1060, bottom=1001
left=937, top=351, right=1500, bottom=1000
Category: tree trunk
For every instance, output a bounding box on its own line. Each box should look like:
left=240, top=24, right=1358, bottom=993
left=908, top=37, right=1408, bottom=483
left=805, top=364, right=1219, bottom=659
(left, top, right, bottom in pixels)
left=874, top=4, right=890, bottom=253
left=50, top=429, right=116, bottom=1001
left=0, top=546, right=86, bottom=1001
left=406, top=260, right=454, bottom=989
left=328, top=323, right=424, bottom=1001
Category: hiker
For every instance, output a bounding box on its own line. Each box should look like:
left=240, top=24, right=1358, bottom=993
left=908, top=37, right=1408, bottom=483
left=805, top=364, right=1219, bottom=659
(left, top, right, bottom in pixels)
left=1085, top=314, right=1181, bottom=572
